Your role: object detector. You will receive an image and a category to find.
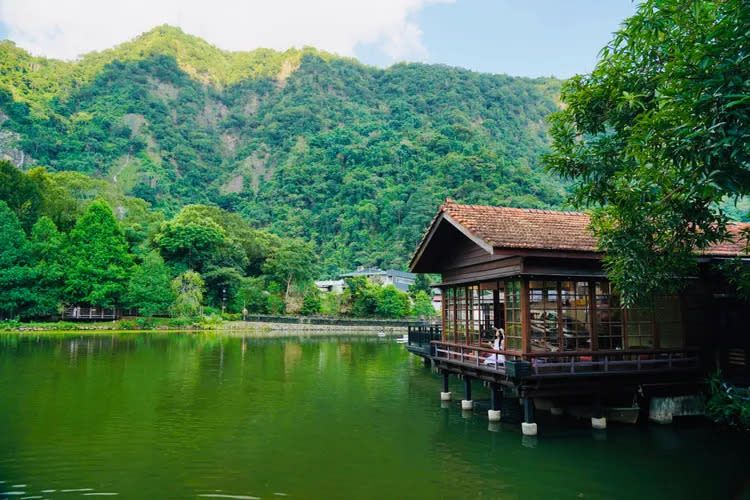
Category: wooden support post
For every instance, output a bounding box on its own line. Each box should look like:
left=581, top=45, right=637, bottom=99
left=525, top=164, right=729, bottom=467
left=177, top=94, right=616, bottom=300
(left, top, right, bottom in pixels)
left=523, top=397, right=535, bottom=423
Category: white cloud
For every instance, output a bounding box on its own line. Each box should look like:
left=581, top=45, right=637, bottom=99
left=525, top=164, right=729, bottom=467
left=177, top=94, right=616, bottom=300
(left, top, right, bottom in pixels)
left=0, top=0, right=453, bottom=61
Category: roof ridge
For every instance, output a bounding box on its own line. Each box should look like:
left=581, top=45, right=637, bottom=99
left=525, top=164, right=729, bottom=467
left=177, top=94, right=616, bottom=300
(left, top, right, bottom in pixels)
left=444, top=203, right=588, bottom=217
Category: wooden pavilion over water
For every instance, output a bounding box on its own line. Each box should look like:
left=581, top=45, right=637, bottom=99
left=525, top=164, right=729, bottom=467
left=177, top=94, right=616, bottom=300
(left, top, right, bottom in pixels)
left=407, top=199, right=749, bottom=434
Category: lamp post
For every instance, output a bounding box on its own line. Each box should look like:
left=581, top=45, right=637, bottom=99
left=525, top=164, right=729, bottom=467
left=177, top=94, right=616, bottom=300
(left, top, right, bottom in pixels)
left=222, top=288, right=226, bottom=315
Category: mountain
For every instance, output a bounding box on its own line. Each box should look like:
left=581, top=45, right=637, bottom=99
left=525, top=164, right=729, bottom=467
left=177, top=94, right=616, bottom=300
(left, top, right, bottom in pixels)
left=0, top=25, right=566, bottom=275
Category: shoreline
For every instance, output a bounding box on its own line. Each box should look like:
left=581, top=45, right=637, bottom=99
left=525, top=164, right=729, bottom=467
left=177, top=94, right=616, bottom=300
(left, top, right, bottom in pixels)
left=0, top=319, right=411, bottom=336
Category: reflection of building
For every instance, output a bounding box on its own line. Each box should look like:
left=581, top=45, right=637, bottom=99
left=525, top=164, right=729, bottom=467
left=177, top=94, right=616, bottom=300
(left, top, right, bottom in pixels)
left=431, top=291, right=443, bottom=312
left=407, top=200, right=750, bottom=432
left=315, top=280, right=346, bottom=294
left=339, top=267, right=416, bottom=292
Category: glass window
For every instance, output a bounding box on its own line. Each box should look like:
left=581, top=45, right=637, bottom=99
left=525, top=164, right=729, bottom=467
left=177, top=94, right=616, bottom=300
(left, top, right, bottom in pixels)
left=479, top=288, right=495, bottom=343
left=444, top=288, right=455, bottom=342
left=561, top=281, right=591, bottom=351
left=655, top=295, right=683, bottom=348
left=467, top=285, right=480, bottom=345
left=595, top=282, right=623, bottom=350
left=529, top=281, right=560, bottom=352
left=455, top=287, right=466, bottom=344
left=504, top=280, right=523, bottom=352
left=626, top=307, right=654, bottom=349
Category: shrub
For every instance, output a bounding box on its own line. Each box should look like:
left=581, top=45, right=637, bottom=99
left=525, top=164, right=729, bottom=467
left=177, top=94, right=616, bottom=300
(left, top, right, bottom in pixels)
left=706, top=371, right=750, bottom=430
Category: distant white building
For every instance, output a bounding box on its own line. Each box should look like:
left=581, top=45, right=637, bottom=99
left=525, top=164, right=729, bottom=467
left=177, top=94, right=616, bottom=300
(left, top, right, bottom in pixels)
left=315, top=279, right=347, bottom=294
left=339, top=267, right=416, bottom=292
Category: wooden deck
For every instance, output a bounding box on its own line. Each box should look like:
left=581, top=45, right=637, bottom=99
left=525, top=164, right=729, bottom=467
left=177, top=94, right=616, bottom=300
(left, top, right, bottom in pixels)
left=406, top=324, right=442, bottom=357
left=431, top=341, right=699, bottom=379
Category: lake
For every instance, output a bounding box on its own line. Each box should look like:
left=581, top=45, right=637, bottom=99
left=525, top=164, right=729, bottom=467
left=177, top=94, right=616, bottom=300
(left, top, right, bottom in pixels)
left=0, top=332, right=747, bottom=499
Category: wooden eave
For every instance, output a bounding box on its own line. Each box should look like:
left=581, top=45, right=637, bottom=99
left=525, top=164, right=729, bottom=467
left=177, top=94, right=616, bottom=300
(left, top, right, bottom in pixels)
left=409, top=212, right=494, bottom=272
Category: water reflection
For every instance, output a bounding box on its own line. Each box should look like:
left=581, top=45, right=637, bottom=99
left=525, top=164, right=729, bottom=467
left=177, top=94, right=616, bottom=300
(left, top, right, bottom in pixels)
left=0, top=332, right=747, bottom=499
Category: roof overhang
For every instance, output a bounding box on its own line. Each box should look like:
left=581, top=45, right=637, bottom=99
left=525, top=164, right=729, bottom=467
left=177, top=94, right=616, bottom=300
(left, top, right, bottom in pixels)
left=409, top=212, right=494, bottom=273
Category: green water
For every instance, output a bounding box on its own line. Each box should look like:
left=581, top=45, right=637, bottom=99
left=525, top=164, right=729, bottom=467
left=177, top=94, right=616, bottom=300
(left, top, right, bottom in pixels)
left=0, top=333, right=747, bottom=500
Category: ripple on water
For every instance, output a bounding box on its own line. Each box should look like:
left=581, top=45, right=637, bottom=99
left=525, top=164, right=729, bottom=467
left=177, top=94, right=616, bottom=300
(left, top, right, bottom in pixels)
left=60, top=488, right=94, bottom=492
left=197, top=495, right=261, bottom=499
left=83, top=494, right=119, bottom=496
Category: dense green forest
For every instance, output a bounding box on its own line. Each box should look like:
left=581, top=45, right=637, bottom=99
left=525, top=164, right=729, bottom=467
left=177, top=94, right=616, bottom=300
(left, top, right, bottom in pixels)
left=0, top=160, right=439, bottom=320
left=0, top=25, right=567, bottom=277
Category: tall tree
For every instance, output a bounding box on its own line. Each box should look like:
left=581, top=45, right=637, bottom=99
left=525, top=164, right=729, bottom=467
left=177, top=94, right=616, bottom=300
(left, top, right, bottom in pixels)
left=408, top=274, right=432, bottom=299
left=545, top=0, right=750, bottom=304
left=0, top=201, right=35, bottom=319
left=154, top=205, right=228, bottom=273
left=64, top=199, right=133, bottom=307
left=0, top=160, right=42, bottom=232
left=376, top=285, right=411, bottom=318
left=124, top=251, right=174, bottom=316
left=170, top=270, right=204, bottom=318
left=27, top=216, right=65, bottom=317
left=412, top=290, right=437, bottom=318
left=262, top=239, right=318, bottom=306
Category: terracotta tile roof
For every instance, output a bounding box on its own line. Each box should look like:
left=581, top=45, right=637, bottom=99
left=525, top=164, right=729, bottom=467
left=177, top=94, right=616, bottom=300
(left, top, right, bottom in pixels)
left=440, top=199, right=599, bottom=252
left=413, top=198, right=750, bottom=259
left=703, top=223, right=750, bottom=257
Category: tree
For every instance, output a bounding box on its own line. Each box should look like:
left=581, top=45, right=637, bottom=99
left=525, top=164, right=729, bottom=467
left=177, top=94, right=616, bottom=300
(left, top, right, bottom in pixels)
left=408, top=274, right=432, bottom=299
left=262, top=239, right=317, bottom=306
left=27, top=216, right=65, bottom=317
left=345, top=276, right=380, bottom=317
left=300, top=289, right=321, bottom=316
left=0, top=201, right=35, bottom=319
left=124, top=251, right=174, bottom=316
left=545, top=0, right=750, bottom=305
left=235, top=276, right=269, bottom=314
left=170, top=270, right=204, bottom=317
left=412, top=290, right=436, bottom=318
left=154, top=208, right=227, bottom=273
left=0, top=160, right=42, bottom=232
left=63, top=199, right=134, bottom=307
left=202, top=266, right=244, bottom=310
left=376, top=285, right=411, bottom=318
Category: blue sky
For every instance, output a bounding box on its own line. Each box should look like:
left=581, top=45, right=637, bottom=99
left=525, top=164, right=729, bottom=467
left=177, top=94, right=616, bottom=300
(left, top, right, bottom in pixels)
left=0, top=0, right=638, bottom=79
left=356, top=1, right=637, bottom=78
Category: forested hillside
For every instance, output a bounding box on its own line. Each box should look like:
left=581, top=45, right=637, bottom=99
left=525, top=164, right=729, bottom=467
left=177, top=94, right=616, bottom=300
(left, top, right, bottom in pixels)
left=0, top=25, right=566, bottom=275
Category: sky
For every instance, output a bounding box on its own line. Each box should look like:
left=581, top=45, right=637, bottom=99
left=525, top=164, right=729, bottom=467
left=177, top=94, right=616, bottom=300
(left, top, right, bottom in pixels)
left=0, top=0, right=638, bottom=78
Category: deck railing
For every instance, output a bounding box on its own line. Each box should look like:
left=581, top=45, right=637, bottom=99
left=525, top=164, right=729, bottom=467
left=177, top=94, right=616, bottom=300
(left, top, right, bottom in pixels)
left=432, top=341, right=699, bottom=377
left=63, top=306, right=120, bottom=320
left=407, top=324, right=442, bottom=345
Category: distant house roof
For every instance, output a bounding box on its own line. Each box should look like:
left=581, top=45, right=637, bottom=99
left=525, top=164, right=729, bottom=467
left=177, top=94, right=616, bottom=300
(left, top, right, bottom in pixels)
left=410, top=199, right=750, bottom=270
left=315, top=280, right=346, bottom=286
left=339, top=268, right=416, bottom=279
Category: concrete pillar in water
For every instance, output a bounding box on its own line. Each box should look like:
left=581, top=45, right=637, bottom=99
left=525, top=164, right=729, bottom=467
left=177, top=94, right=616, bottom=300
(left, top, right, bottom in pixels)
left=521, top=397, right=537, bottom=436
left=488, top=384, right=502, bottom=421
left=440, top=371, right=452, bottom=401
left=648, top=395, right=705, bottom=424
left=461, top=376, right=473, bottom=410
left=592, top=394, right=606, bottom=429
